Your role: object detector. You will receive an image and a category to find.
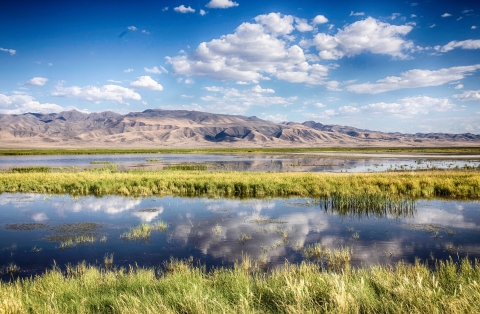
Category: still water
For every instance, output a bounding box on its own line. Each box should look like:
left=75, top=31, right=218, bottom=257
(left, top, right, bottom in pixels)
left=0, top=153, right=479, bottom=172
left=1, top=193, right=479, bottom=279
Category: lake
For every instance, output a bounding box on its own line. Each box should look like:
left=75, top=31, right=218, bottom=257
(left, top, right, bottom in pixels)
left=0, top=153, right=479, bottom=172
left=1, top=193, right=479, bottom=280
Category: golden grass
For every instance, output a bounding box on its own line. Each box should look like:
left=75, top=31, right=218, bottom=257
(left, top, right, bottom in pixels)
left=0, top=170, right=479, bottom=199
left=1, top=256, right=479, bottom=313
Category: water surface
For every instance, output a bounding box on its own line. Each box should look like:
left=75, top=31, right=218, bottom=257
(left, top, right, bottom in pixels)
left=1, top=193, right=479, bottom=280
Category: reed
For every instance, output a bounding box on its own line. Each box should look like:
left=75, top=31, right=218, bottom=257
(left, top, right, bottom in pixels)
left=1, top=256, right=479, bottom=313
left=1, top=170, right=479, bottom=200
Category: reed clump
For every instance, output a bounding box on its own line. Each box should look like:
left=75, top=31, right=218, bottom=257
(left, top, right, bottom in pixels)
left=1, top=170, right=479, bottom=200
left=1, top=256, right=480, bottom=313
left=120, top=221, right=168, bottom=241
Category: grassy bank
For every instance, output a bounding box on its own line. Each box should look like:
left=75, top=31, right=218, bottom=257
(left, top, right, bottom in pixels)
left=1, top=256, right=479, bottom=313
left=1, top=147, right=480, bottom=155
left=0, top=170, right=479, bottom=199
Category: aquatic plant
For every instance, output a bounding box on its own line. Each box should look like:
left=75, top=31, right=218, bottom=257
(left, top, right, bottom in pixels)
left=146, top=158, right=162, bottom=162
left=163, top=164, right=208, bottom=171
left=212, top=224, right=222, bottom=236
left=120, top=221, right=167, bottom=241
left=90, top=161, right=114, bottom=164
left=238, top=233, right=253, bottom=244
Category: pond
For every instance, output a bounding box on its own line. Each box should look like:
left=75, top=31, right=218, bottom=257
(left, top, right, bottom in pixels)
left=0, top=153, right=479, bottom=172
left=1, top=193, right=479, bottom=280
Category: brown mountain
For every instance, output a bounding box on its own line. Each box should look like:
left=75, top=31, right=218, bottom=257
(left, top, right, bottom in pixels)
left=0, top=109, right=479, bottom=148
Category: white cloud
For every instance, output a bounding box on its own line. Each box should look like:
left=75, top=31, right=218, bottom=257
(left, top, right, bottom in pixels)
left=312, top=15, right=328, bottom=24
left=454, top=90, right=480, bottom=101
left=107, top=79, right=122, bottom=83
left=166, top=13, right=330, bottom=85
left=295, top=17, right=314, bottom=32
left=184, top=78, right=195, bottom=84
left=123, top=68, right=134, bottom=73
left=463, top=9, right=473, bottom=14
left=130, top=76, right=164, bottom=91
left=338, top=105, right=360, bottom=114
left=390, top=13, right=401, bottom=20
left=174, top=5, right=195, bottom=13
left=127, top=26, right=137, bottom=31
left=255, top=12, right=295, bottom=36
left=350, top=11, right=364, bottom=16
left=200, top=9, right=207, bottom=16
left=304, top=17, right=413, bottom=60
left=441, top=13, right=452, bottom=17
left=181, top=94, right=195, bottom=98
left=48, top=63, right=53, bottom=66
left=411, top=14, right=417, bottom=18
left=357, top=96, right=456, bottom=116
left=0, top=93, right=65, bottom=114
left=263, top=113, right=287, bottom=122
left=430, top=24, right=436, bottom=28
left=438, top=39, right=480, bottom=52
left=25, top=77, right=48, bottom=86
left=163, top=7, right=168, bottom=11
left=302, top=109, right=336, bottom=120
left=0, top=47, right=16, bottom=55
left=201, top=85, right=296, bottom=114
left=144, top=66, right=168, bottom=74
left=472, top=26, right=477, bottom=30
left=411, top=3, right=418, bottom=6
left=236, top=81, right=249, bottom=85
left=347, top=64, right=480, bottom=94
left=455, top=84, right=464, bottom=89
left=51, top=82, right=141, bottom=104
left=313, top=102, right=325, bottom=108
left=142, top=30, right=150, bottom=34
left=205, top=0, right=239, bottom=9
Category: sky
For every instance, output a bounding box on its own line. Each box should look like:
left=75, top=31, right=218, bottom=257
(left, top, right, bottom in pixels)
left=0, top=0, right=479, bottom=133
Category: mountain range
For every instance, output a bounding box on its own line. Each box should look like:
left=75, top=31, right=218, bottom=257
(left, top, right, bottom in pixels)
left=0, top=109, right=479, bottom=148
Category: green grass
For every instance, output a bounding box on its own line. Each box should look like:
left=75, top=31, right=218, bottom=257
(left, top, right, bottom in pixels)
left=163, top=164, right=208, bottom=171
left=1, top=169, right=479, bottom=200
left=1, top=256, right=479, bottom=313
left=1, top=146, right=480, bottom=156
left=120, top=221, right=168, bottom=241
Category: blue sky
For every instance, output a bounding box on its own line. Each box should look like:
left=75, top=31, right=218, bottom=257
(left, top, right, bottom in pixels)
left=1, top=0, right=479, bottom=133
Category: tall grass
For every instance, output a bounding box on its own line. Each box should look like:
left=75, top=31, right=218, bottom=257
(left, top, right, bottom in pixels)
left=1, top=256, right=479, bottom=313
left=0, top=170, right=479, bottom=199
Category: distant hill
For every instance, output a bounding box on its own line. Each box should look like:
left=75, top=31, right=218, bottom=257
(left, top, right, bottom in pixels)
left=0, top=109, right=479, bottom=148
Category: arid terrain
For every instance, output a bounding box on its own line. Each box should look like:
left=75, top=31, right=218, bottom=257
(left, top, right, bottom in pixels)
left=1, top=109, right=479, bottom=148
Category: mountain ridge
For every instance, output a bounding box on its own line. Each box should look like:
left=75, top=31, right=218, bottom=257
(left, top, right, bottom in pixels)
left=0, top=109, right=478, bottom=148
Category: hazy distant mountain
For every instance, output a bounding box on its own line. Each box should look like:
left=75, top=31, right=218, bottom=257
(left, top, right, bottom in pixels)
left=0, top=109, right=479, bottom=148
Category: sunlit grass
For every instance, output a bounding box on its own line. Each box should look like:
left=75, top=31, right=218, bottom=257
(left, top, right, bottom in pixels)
left=1, top=170, right=479, bottom=200
left=1, top=256, right=479, bottom=313
left=120, top=221, right=168, bottom=241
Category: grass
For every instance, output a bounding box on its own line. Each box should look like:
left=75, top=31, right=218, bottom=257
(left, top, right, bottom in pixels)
left=1, top=147, right=480, bottom=155
left=1, top=256, right=479, bottom=313
left=146, top=158, right=162, bottom=162
left=1, top=169, right=480, bottom=200
left=120, top=221, right=168, bottom=241
left=5, top=223, right=49, bottom=231
left=163, top=164, right=208, bottom=171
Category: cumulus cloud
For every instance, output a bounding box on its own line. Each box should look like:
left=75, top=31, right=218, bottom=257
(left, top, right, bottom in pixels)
left=205, top=0, right=239, bottom=9
left=124, top=68, right=134, bottom=73
left=441, top=13, right=452, bottom=17
left=455, top=84, right=464, bottom=89
left=166, top=13, right=330, bottom=86
left=130, top=76, right=164, bottom=91
left=312, top=15, right=328, bottom=24
left=0, top=47, right=16, bottom=55
left=174, top=5, right=195, bottom=13
left=453, top=90, right=480, bottom=101
left=302, top=17, right=413, bottom=60
left=295, top=17, right=314, bottom=32
left=25, top=77, right=48, bottom=86
left=0, top=93, right=65, bottom=114
left=302, top=109, right=336, bottom=120
left=263, top=113, right=287, bottom=122
left=127, top=26, right=137, bottom=31
left=437, top=39, right=480, bottom=52
left=472, top=26, right=477, bottom=30
left=347, top=64, right=480, bottom=94
left=201, top=85, right=296, bottom=114
left=144, top=66, right=168, bottom=74
left=51, top=82, right=141, bottom=104
left=200, top=9, right=207, bottom=15
left=350, top=11, right=364, bottom=16
left=357, top=96, right=456, bottom=116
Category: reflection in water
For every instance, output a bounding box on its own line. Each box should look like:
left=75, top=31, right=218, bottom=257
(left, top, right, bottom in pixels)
left=0, top=193, right=479, bottom=280
left=0, top=153, right=479, bottom=173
